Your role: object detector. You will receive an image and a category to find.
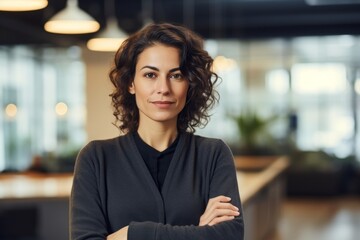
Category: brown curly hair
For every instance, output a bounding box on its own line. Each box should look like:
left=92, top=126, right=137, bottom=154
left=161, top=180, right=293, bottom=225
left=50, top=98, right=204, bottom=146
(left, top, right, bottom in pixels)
left=109, top=23, right=219, bottom=133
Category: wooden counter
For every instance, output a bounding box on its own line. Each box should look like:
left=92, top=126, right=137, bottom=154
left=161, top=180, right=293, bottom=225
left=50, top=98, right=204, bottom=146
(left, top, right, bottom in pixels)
left=0, top=172, right=73, bottom=200
left=0, top=156, right=289, bottom=202
left=235, top=155, right=289, bottom=240
left=235, top=155, right=289, bottom=204
left=0, top=173, right=73, bottom=240
left=0, top=156, right=289, bottom=240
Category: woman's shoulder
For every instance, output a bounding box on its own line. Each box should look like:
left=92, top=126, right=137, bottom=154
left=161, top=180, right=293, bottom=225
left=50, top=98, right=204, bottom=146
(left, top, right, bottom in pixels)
left=187, top=132, right=224, bottom=144
left=75, top=134, right=134, bottom=168
left=80, top=134, right=131, bottom=153
left=185, top=133, right=229, bottom=150
left=184, top=133, right=234, bottom=166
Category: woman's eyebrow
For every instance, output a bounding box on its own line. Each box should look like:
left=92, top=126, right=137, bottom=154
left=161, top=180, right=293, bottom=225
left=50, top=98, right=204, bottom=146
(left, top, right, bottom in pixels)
left=140, top=66, right=181, bottom=73
left=169, top=67, right=181, bottom=73
left=140, top=65, right=159, bottom=71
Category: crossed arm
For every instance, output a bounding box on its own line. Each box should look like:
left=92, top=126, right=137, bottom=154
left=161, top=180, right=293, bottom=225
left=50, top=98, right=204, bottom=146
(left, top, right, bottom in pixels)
left=107, top=195, right=240, bottom=240
left=71, top=138, right=244, bottom=240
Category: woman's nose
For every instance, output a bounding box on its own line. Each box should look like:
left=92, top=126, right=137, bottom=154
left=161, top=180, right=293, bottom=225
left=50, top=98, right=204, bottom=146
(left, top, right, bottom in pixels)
left=156, top=77, right=170, bottom=94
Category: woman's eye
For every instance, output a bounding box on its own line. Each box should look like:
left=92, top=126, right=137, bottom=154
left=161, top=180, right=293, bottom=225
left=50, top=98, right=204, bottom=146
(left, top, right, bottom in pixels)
left=170, top=73, right=183, bottom=80
left=144, top=72, right=156, bottom=79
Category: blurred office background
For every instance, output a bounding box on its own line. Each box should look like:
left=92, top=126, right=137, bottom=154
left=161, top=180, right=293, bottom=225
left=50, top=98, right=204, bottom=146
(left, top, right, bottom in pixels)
left=0, top=0, right=360, bottom=240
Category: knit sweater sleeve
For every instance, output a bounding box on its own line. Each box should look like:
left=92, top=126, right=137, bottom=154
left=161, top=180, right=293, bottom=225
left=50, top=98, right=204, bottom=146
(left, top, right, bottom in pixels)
left=128, top=139, right=245, bottom=240
left=70, top=141, right=108, bottom=240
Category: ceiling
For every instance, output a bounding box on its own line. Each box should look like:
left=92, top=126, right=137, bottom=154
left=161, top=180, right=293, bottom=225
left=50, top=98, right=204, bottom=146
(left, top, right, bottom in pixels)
left=1, top=0, right=360, bottom=47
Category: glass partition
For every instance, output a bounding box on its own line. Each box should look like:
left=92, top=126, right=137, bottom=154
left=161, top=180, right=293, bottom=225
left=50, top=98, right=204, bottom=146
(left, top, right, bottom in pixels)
left=199, top=35, right=360, bottom=160
left=0, top=46, right=86, bottom=172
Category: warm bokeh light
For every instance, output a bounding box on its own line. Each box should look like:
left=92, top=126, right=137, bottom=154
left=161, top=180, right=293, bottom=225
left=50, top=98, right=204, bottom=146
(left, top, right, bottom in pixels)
left=55, top=102, right=68, bottom=116
left=5, top=103, right=17, bottom=118
left=87, top=18, right=127, bottom=52
left=44, top=0, right=100, bottom=34
left=87, top=38, right=125, bottom=52
left=0, top=0, right=48, bottom=11
left=44, top=20, right=100, bottom=34
left=213, top=56, right=237, bottom=72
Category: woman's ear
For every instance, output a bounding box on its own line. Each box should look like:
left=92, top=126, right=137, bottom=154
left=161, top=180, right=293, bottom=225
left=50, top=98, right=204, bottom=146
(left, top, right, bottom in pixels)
left=128, top=82, right=135, bottom=94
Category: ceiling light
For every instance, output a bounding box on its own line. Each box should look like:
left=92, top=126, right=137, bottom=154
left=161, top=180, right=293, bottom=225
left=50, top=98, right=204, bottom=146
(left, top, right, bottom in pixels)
left=0, top=0, right=48, bottom=11
left=87, top=18, right=127, bottom=52
left=44, top=0, right=100, bottom=34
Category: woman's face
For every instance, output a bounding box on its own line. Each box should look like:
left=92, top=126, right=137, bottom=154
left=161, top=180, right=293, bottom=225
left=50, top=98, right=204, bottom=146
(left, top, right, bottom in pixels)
left=129, top=44, right=189, bottom=127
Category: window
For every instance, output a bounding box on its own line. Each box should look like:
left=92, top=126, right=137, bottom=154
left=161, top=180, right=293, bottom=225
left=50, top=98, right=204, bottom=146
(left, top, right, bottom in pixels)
left=291, top=63, right=353, bottom=157
left=196, top=36, right=359, bottom=160
left=0, top=46, right=86, bottom=172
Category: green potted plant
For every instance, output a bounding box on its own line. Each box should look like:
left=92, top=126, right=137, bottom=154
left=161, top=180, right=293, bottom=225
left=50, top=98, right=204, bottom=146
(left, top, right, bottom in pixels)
left=230, top=110, right=278, bottom=155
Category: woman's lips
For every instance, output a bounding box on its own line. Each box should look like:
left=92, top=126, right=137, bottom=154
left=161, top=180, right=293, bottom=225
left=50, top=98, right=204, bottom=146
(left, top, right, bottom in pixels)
left=151, top=101, right=175, bottom=109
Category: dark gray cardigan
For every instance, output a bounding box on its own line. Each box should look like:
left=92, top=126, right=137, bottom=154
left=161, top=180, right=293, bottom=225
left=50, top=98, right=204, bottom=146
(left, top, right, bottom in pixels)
left=70, top=132, right=244, bottom=240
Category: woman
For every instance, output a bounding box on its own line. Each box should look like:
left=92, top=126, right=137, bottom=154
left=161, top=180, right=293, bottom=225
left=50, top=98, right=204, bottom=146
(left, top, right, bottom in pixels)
left=70, top=23, right=244, bottom=240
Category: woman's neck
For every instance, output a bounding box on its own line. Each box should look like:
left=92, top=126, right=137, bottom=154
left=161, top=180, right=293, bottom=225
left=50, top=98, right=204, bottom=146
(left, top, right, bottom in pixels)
left=137, top=124, right=178, bottom=152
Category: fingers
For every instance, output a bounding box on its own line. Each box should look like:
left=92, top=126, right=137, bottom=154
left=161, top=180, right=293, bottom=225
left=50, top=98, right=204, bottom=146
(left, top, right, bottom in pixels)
left=208, top=215, right=236, bottom=226
left=199, top=195, right=240, bottom=226
left=201, top=208, right=240, bottom=225
left=202, top=202, right=239, bottom=221
left=205, top=196, right=239, bottom=216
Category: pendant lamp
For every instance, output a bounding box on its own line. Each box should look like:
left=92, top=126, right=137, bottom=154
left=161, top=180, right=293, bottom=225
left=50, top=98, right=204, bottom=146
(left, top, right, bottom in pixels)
left=87, top=17, right=127, bottom=52
left=87, top=0, right=127, bottom=52
left=0, top=0, right=48, bottom=11
left=44, top=0, right=100, bottom=34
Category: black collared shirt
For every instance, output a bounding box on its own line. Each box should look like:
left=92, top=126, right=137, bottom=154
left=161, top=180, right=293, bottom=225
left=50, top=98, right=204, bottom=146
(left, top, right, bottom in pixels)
left=133, top=131, right=179, bottom=190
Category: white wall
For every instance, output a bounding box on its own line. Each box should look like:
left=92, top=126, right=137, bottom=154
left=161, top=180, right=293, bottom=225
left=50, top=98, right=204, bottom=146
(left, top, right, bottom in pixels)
left=82, top=47, right=121, bottom=142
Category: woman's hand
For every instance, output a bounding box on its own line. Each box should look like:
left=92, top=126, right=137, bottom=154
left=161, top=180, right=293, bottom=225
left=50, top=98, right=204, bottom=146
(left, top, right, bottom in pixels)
left=107, top=226, right=128, bottom=240
left=199, top=195, right=240, bottom=226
